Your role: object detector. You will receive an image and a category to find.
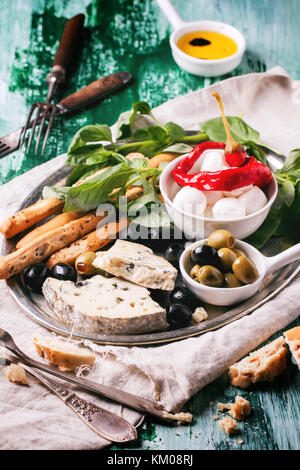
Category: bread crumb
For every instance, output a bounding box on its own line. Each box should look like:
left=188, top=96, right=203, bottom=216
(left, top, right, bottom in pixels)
left=192, top=307, right=208, bottom=324
left=228, top=396, right=252, bottom=421
left=217, top=402, right=232, bottom=412
left=218, top=416, right=238, bottom=435
left=237, top=439, right=244, bottom=444
left=213, top=415, right=219, bottom=420
left=3, top=364, right=28, bottom=385
left=228, top=337, right=287, bottom=388
left=284, top=326, right=300, bottom=370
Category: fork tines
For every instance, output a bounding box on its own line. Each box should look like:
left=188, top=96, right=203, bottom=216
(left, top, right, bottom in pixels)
left=20, top=102, right=57, bottom=156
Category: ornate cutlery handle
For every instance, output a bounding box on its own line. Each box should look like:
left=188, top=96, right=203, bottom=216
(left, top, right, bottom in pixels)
left=18, top=362, right=137, bottom=443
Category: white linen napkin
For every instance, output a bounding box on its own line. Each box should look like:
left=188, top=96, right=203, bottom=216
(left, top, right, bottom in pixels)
left=0, top=66, right=299, bottom=450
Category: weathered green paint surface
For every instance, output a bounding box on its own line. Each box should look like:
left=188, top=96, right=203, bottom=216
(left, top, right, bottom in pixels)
left=0, top=0, right=299, bottom=450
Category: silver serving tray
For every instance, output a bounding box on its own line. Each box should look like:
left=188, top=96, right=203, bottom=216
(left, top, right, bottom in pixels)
left=2, top=153, right=300, bottom=346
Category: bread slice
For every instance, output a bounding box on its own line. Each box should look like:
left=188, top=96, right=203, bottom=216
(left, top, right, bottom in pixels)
left=33, top=334, right=95, bottom=372
left=228, top=336, right=287, bottom=389
left=284, top=326, right=300, bottom=369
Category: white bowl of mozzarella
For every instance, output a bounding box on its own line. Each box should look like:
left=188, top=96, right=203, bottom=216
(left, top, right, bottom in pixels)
left=159, top=148, right=278, bottom=240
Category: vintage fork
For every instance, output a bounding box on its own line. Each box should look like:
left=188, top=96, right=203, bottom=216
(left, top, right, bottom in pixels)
left=1, top=352, right=137, bottom=443
left=0, top=328, right=185, bottom=422
left=20, top=14, right=85, bottom=156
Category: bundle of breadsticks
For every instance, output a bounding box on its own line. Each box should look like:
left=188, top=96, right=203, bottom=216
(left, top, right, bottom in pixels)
left=0, top=152, right=178, bottom=280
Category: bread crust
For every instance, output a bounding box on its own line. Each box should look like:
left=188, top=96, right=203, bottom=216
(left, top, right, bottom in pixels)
left=33, top=335, right=95, bottom=372
left=228, top=337, right=287, bottom=389
left=0, top=198, right=64, bottom=238
left=16, top=211, right=85, bottom=249
left=47, top=218, right=129, bottom=268
left=0, top=213, right=104, bottom=279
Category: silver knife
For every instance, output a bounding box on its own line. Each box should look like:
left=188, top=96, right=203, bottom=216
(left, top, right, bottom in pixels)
left=2, top=354, right=137, bottom=443
left=0, top=71, right=132, bottom=158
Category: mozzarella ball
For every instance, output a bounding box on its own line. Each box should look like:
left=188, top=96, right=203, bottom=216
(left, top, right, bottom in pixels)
left=238, top=186, right=268, bottom=215
left=224, top=184, right=253, bottom=198
left=212, top=197, right=246, bottom=220
left=202, top=190, right=224, bottom=205
left=204, top=205, right=214, bottom=218
left=173, top=186, right=207, bottom=216
left=200, top=149, right=230, bottom=172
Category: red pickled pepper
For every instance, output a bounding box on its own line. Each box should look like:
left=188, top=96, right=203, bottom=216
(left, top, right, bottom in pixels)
left=172, top=142, right=273, bottom=192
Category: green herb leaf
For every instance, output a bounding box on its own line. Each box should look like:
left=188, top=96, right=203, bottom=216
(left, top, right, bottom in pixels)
left=164, top=122, right=186, bottom=141
left=79, top=124, right=113, bottom=143
left=278, top=149, right=300, bottom=173
left=245, top=207, right=281, bottom=249
left=42, top=186, right=70, bottom=200
left=200, top=116, right=260, bottom=144
left=133, top=126, right=167, bottom=141
left=161, top=143, right=193, bottom=154
left=64, top=163, right=135, bottom=212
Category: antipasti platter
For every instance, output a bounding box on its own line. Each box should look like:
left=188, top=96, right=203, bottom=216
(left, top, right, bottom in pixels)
left=1, top=94, right=300, bottom=346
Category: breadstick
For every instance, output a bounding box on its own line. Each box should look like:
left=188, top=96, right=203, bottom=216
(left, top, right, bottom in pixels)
left=147, top=152, right=179, bottom=168
left=16, top=211, right=86, bottom=250
left=0, top=198, right=64, bottom=239
left=47, top=217, right=129, bottom=268
left=0, top=213, right=104, bottom=279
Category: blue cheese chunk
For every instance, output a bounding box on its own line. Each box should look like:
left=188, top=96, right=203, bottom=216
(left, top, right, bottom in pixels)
left=93, top=240, right=177, bottom=291
left=42, top=275, right=167, bottom=335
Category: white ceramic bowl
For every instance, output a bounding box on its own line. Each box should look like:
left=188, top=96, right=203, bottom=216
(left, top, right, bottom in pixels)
left=159, top=154, right=278, bottom=240
left=180, top=239, right=264, bottom=306
left=170, top=20, right=246, bottom=77
left=180, top=238, right=300, bottom=306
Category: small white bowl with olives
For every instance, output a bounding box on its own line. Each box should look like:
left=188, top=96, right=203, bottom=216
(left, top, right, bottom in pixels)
left=180, top=229, right=300, bottom=306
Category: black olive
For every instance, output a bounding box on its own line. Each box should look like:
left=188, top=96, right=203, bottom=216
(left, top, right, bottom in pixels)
left=165, top=243, right=184, bottom=266
left=169, top=286, right=197, bottom=309
left=166, top=303, right=192, bottom=328
left=51, top=263, right=77, bottom=282
left=191, top=244, right=221, bottom=269
left=23, top=264, right=51, bottom=293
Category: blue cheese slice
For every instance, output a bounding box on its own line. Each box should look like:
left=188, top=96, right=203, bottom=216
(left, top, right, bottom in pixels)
left=93, top=240, right=177, bottom=291
left=42, top=275, right=167, bottom=335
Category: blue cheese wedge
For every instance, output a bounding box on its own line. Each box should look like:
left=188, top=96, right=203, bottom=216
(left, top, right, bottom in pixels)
left=42, top=275, right=167, bottom=335
left=93, top=240, right=177, bottom=291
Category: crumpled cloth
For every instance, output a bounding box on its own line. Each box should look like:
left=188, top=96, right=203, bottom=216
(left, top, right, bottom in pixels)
left=0, top=66, right=299, bottom=450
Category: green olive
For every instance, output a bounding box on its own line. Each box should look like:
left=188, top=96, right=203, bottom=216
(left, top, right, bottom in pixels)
left=190, top=264, right=201, bottom=279
left=234, top=248, right=247, bottom=258
left=224, top=273, right=243, bottom=288
left=232, top=256, right=259, bottom=284
left=207, top=229, right=236, bottom=250
left=197, top=265, right=224, bottom=287
left=217, top=247, right=237, bottom=271
left=75, top=251, right=97, bottom=275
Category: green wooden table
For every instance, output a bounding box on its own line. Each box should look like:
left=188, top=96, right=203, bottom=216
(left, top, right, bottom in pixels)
left=0, top=0, right=299, bottom=450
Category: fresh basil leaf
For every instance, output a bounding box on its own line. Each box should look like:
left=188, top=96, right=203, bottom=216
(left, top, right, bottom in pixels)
left=274, top=181, right=300, bottom=242
left=164, top=122, right=186, bottom=141
left=42, top=186, right=70, bottom=201
left=66, top=163, right=108, bottom=186
left=244, top=141, right=268, bottom=165
left=132, top=101, right=152, bottom=115
left=114, top=110, right=133, bottom=140
left=64, top=163, right=135, bottom=212
left=161, top=143, right=193, bottom=154
left=134, top=125, right=167, bottom=141
left=66, top=144, right=105, bottom=166
left=129, top=158, right=148, bottom=169
left=278, top=149, right=300, bottom=173
left=200, top=116, right=260, bottom=144
left=130, top=203, right=172, bottom=228
left=79, top=124, right=113, bottom=143
left=274, top=180, right=295, bottom=209
left=245, top=207, right=281, bottom=249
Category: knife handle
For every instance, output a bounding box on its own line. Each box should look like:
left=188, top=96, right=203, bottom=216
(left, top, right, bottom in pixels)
left=58, top=72, right=132, bottom=112
left=51, top=14, right=85, bottom=80
left=18, top=362, right=137, bottom=443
